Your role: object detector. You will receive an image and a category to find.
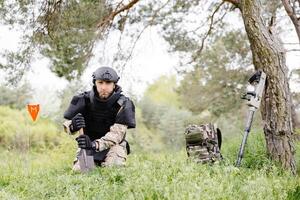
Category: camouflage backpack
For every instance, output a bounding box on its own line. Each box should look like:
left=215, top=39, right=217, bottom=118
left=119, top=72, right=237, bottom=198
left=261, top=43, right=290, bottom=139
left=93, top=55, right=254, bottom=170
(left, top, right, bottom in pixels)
left=184, top=123, right=222, bottom=163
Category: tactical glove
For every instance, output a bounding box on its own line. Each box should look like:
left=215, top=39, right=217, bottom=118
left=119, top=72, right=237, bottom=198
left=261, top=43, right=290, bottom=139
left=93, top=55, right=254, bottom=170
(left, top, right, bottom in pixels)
left=76, top=135, right=97, bottom=150
left=70, top=113, right=85, bottom=133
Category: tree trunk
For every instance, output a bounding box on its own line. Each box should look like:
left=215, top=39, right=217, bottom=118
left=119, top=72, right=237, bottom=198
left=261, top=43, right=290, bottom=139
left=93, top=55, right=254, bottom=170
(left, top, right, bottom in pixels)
left=292, top=102, right=300, bottom=130
left=237, top=0, right=296, bottom=174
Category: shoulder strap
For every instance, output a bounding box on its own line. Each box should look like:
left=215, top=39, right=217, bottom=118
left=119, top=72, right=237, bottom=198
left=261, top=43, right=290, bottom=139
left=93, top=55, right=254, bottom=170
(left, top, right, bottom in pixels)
left=116, top=95, right=127, bottom=115
left=117, top=95, right=126, bottom=106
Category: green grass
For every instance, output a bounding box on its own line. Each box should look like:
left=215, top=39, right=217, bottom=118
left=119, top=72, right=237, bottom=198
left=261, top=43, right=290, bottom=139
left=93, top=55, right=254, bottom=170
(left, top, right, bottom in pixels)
left=0, top=106, right=300, bottom=199
left=0, top=142, right=299, bottom=200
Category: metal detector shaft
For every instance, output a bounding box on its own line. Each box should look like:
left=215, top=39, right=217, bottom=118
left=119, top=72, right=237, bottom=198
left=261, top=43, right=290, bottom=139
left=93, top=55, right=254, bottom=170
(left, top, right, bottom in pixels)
left=236, top=108, right=255, bottom=167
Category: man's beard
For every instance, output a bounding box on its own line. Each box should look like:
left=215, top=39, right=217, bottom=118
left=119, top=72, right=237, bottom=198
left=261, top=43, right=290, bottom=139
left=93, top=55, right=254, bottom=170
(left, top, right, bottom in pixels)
left=99, top=91, right=113, bottom=99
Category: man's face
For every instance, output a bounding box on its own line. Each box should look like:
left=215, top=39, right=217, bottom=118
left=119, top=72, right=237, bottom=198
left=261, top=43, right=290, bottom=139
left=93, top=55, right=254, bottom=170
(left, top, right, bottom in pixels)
left=95, top=80, right=115, bottom=99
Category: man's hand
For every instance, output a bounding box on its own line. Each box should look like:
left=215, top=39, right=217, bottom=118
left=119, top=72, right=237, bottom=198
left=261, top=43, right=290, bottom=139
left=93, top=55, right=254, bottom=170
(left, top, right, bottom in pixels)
left=76, top=135, right=97, bottom=150
left=70, top=113, right=85, bottom=133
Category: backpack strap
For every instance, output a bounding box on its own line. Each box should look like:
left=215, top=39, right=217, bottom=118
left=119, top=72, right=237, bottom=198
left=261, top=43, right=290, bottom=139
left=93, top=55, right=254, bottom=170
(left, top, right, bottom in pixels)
left=216, top=128, right=222, bottom=150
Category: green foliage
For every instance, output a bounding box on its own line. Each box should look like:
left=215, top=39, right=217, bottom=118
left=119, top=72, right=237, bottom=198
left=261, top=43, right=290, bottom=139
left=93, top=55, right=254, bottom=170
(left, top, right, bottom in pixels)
left=139, top=97, right=168, bottom=129
left=222, top=130, right=274, bottom=168
left=157, top=107, right=191, bottom=149
left=0, top=0, right=32, bottom=26
left=52, top=80, right=88, bottom=125
left=162, top=2, right=233, bottom=56
left=138, top=75, right=192, bottom=150
left=288, top=185, right=300, bottom=200
left=144, top=75, right=181, bottom=108
left=177, top=31, right=251, bottom=116
left=127, top=107, right=165, bottom=153
left=215, top=104, right=264, bottom=138
left=0, top=82, right=32, bottom=109
left=147, top=1, right=230, bottom=54
left=0, top=0, right=109, bottom=83
left=139, top=97, right=192, bottom=150
left=35, top=0, right=108, bottom=80
left=0, top=45, right=33, bottom=85
left=133, top=2, right=253, bottom=118
left=0, top=106, right=68, bottom=151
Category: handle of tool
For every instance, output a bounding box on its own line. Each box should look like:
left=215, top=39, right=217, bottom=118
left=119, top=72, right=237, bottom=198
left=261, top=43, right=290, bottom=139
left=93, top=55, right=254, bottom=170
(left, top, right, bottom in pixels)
left=79, top=128, right=88, bottom=168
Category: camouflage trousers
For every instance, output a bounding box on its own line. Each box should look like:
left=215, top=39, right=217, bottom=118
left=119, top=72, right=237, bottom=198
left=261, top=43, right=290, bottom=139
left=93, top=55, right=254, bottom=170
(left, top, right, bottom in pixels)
left=72, top=140, right=127, bottom=171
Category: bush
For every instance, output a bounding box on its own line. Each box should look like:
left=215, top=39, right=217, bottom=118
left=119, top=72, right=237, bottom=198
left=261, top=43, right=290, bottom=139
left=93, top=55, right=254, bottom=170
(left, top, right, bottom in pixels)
left=0, top=106, right=68, bottom=151
left=0, top=82, right=32, bottom=109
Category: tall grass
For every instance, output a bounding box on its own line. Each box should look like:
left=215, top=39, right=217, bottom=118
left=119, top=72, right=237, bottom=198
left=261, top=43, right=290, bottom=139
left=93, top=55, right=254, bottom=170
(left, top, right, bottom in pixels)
left=1, top=148, right=299, bottom=199
left=0, top=106, right=299, bottom=199
left=0, top=106, right=68, bottom=151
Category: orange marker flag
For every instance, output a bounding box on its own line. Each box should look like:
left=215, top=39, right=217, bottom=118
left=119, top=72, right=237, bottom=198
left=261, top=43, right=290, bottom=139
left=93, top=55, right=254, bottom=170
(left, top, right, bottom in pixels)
left=27, top=104, right=40, bottom=121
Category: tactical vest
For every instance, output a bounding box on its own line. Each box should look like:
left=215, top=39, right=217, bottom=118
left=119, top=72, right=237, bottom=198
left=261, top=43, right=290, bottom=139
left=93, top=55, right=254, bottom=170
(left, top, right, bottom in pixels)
left=83, top=87, right=124, bottom=141
left=64, top=85, right=135, bottom=142
left=185, top=123, right=222, bottom=163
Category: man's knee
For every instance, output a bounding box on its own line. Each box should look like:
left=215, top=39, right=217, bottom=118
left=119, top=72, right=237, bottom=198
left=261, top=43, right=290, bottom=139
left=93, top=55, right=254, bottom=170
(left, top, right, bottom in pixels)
left=102, top=142, right=127, bottom=167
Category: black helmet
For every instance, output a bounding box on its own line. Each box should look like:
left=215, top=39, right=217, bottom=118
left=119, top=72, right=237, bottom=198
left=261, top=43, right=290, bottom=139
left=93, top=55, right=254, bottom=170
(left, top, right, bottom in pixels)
left=92, top=66, right=120, bottom=84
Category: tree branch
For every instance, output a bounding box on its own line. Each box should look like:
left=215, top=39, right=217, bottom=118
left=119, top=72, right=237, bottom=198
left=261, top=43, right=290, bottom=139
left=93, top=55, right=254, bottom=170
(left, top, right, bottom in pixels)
left=223, top=0, right=240, bottom=6
left=286, top=48, right=300, bottom=51
left=117, top=0, right=172, bottom=69
left=97, top=0, right=140, bottom=30
left=281, top=0, right=300, bottom=45
left=189, top=1, right=226, bottom=63
left=283, top=42, right=300, bottom=45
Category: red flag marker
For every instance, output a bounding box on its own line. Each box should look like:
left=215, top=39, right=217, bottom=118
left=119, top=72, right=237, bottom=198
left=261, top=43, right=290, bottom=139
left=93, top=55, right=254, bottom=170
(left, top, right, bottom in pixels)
left=27, top=104, right=40, bottom=121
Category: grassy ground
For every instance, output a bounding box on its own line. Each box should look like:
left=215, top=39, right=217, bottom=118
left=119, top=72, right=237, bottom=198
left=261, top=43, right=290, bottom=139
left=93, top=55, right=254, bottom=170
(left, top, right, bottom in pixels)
left=0, top=139, right=299, bottom=200
left=0, top=106, right=299, bottom=199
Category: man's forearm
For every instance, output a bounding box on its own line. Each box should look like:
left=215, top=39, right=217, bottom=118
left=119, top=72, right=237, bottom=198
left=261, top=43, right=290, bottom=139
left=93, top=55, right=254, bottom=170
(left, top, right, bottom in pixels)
left=94, top=123, right=127, bottom=152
